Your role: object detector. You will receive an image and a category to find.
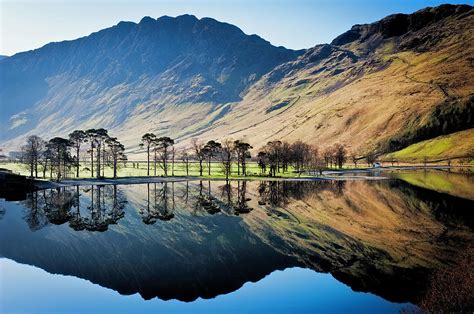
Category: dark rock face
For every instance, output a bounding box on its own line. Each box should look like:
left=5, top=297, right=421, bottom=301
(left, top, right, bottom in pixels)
left=331, top=4, right=473, bottom=47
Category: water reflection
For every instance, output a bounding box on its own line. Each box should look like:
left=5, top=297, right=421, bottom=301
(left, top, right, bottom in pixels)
left=0, top=178, right=473, bottom=309
left=22, top=185, right=127, bottom=232
left=140, top=183, right=175, bottom=224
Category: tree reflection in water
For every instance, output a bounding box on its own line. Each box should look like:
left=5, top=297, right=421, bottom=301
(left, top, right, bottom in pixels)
left=20, top=180, right=348, bottom=232
left=21, top=185, right=127, bottom=232
left=257, top=180, right=346, bottom=214
left=139, top=182, right=175, bottom=225
left=4, top=178, right=473, bottom=307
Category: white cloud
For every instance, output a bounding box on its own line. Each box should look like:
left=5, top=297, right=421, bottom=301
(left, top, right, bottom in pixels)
left=9, top=113, right=28, bottom=130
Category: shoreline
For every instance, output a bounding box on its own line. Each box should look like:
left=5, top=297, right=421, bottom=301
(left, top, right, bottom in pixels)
left=34, top=174, right=388, bottom=189
left=3, top=165, right=468, bottom=190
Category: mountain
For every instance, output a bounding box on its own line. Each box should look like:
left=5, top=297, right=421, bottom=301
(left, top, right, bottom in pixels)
left=0, top=5, right=473, bottom=157
left=192, top=4, right=474, bottom=155
left=0, top=15, right=300, bottom=149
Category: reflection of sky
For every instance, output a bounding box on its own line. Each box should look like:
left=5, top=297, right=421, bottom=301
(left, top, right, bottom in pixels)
left=0, top=258, right=409, bottom=313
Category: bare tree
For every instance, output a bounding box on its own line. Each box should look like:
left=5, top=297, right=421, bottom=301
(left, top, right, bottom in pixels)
left=156, top=137, right=174, bottom=177
left=220, top=139, right=234, bottom=180
left=257, top=151, right=267, bottom=174
left=192, top=138, right=205, bottom=176
left=323, top=148, right=332, bottom=169
left=21, top=135, right=45, bottom=178
left=290, top=140, right=312, bottom=173
left=180, top=148, right=191, bottom=176
left=333, top=144, right=347, bottom=169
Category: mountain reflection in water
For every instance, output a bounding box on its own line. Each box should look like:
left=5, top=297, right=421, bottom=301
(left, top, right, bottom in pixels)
left=0, top=178, right=472, bottom=308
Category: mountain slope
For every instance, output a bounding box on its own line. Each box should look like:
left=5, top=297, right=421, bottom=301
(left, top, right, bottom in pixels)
left=0, top=5, right=473, bottom=158
left=191, top=4, right=474, bottom=155
left=0, top=14, right=300, bottom=149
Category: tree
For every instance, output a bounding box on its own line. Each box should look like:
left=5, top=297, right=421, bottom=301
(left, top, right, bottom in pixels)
left=234, top=140, right=252, bottom=176
left=171, top=146, right=176, bottom=176
left=92, top=128, right=109, bottom=178
left=106, top=137, right=127, bottom=178
left=180, top=148, right=191, bottom=176
left=85, top=129, right=98, bottom=177
left=192, top=139, right=206, bottom=176
left=333, top=144, right=347, bottom=169
left=203, top=140, right=222, bottom=176
left=38, top=145, right=53, bottom=178
left=69, top=130, right=86, bottom=178
left=156, top=137, right=174, bottom=177
left=290, top=141, right=312, bottom=173
left=257, top=151, right=267, bottom=174
left=21, top=135, right=45, bottom=178
left=351, top=155, right=359, bottom=168
left=140, top=133, right=156, bottom=176
left=308, top=147, right=325, bottom=175
left=366, top=151, right=377, bottom=167
left=281, top=141, right=292, bottom=172
left=265, top=141, right=282, bottom=177
left=323, top=148, right=332, bottom=169
left=46, top=137, right=72, bottom=181
left=220, top=139, right=234, bottom=180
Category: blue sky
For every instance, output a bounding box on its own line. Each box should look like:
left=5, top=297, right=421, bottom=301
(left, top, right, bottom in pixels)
left=1, top=0, right=473, bottom=56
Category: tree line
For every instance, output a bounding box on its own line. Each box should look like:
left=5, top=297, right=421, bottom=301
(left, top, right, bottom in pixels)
left=20, top=128, right=379, bottom=181
left=20, top=129, right=127, bottom=181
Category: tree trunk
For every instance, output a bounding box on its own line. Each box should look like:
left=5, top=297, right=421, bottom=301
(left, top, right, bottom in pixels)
left=96, top=143, right=101, bottom=178
left=154, top=150, right=157, bottom=176
left=102, top=146, right=105, bottom=177
left=237, top=157, right=240, bottom=176
left=147, top=146, right=150, bottom=176
left=208, top=156, right=211, bottom=175
left=76, top=145, right=80, bottom=178
left=34, top=158, right=38, bottom=178
left=90, top=147, right=94, bottom=177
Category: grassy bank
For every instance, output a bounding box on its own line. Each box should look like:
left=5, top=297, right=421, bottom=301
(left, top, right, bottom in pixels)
left=0, top=161, right=303, bottom=180
left=383, top=129, right=474, bottom=164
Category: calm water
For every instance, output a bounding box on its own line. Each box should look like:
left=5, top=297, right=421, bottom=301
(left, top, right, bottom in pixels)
left=0, top=174, right=473, bottom=313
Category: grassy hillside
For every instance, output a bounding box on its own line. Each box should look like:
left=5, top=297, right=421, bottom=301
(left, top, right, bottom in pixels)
left=182, top=5, right=474, bottom=156
left=383, top=129, right=474, bottom=163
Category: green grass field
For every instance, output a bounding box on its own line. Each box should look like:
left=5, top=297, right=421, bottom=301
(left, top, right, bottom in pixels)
left=383, top=129, right=474, bottom=163
left=0, top=161, right=305, bottom=180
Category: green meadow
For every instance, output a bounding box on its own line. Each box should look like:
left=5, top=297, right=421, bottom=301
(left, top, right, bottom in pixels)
left=0, top=161, right=302, bottom=180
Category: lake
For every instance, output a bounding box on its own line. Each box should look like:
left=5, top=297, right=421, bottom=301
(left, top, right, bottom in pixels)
left=1, top=171, right=473, bottom=313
